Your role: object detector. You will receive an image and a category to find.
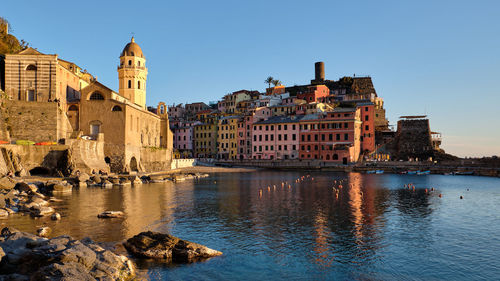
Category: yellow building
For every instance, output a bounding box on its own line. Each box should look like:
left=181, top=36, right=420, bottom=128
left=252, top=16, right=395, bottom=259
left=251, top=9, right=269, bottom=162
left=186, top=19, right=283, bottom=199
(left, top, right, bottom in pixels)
left=217, top=116, right=238, bottom=160
left=194, top=122, right=218, bottom=158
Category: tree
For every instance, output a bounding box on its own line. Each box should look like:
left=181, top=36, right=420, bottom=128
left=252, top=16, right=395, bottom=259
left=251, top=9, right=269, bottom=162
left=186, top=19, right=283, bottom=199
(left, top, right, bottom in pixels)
left=265, top=76, right=274, bottom=89
left=272, top=79, right=281, bottom=87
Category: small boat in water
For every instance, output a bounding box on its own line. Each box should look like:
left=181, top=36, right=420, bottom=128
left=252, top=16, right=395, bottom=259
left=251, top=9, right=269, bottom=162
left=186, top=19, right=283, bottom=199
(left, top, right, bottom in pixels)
left=454, top=171, right=474, bottom=176
left=0, top=140, right=9, bottom=144
left=417, top=170, right=430, bottom=175
left=366, top=170, right=376, bottom=174
left=375, top=170, right=384, bottom=174
left=407, top=171, right=417, bottom=175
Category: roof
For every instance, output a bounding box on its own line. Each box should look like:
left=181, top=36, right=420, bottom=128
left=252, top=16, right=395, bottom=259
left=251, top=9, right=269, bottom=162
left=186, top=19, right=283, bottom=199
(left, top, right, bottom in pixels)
left=220, top=115, right=240, bottom=120
left=196, top=109, right=212, bottom=115
left=330, top=107, right=356, bottom=113
left=253, top=115, right=303, bottom=125
left=399, top=115, right=427, bottom=119
left=121, top=37, right=144, bottom=58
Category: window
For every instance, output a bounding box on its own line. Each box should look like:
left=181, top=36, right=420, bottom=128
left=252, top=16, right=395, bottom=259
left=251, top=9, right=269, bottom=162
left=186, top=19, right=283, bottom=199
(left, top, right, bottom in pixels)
left=278, top=134, right=282, bottom=141
left=284, top=125, right=288, bottom=130
left=293, top=145, right=296, bottom=150
left=284, top=134, right=288, bottom=141
left=27, top=90, right=35, bottom=101
left=365, top=107, right=368, bottom=111
left=292, top=134, right=296, bottom=141
left=26, top=64, right=37, bottom=71
left=321, top=134, right=325, bottom=141
left=128, top=60, right=132, bottom=66
left=270, top=135, right=274, bottom=141
left=89, top=92, right=104, bottom=100
left=333, top=154, right=339, bottom=160
left=336, top=134, right=340, bottom=141
left=284, top=145, right=287, bottom=150
left=302, top=135, right=305, bottom=141
left=344, top=133, right=348, bottom=141
left=265, top=135, right=268, bottom=141
left=138, top=81, right=141, bottom=89
left=344, top=123, right=348, bottom=128
left=329, top=134, right=333, bottom=141
left=292, top=125, right=296, bottom=130
left=112, top=105, right=122, bottom=111
left=128, top=80, right=132, bottom=88
left=314, top=134, right=318, bottom=141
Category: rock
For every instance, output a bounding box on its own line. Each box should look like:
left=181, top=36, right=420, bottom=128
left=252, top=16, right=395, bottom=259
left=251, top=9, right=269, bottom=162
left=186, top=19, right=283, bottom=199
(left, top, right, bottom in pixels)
left=37, top=227, right=51, bottom=237
left=123, top=231, right=222, bottom=263
left=0, top=209, right=8, bottom=218
left=0, top=230, right=135, bottom=280
left=108, top=177, right=120, bottom=184
left=77, top=173, right=90, bottom=183
left=0, top=245, right=4, bottom=262
left=0, top=177, right=16, bottom=190
left=27, top=196, right=49, bottom=207
left=51, top=212, right=61, bottom=220
left=14, top=182, right=32, bottom=193
left=102, top=180, right=113, bottom=188
left=52, top=183, right=72, bottom=193
left=91, top=175, right=102, bottom=184
left=97, top=211, right=124, bottom=218
left=30, top=206, right=55, bottom=217
left=130, top=176, right=142, bottom=185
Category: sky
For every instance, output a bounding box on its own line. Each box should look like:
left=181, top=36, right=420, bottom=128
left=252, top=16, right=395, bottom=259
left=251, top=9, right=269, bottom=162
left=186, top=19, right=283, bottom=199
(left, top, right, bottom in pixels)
left=2, top=0, right=499, bottom=157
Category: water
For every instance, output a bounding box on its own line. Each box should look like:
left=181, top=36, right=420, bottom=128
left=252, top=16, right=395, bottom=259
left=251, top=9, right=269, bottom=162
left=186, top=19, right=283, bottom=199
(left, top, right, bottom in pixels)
left=3, top=171, right=500, bottom=280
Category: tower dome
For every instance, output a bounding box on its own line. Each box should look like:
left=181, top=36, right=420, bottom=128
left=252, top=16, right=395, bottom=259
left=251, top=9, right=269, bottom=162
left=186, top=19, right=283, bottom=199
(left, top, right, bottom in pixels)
left=121, top=37, right=144, bottom=58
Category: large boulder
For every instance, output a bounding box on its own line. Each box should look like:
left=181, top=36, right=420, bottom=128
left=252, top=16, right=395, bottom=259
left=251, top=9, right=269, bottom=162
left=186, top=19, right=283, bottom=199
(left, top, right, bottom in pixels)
left=124, top=231, right=222, bottom=263
left=0, top=228, right=135, bottom=280
left=0, top=177, right=16, bottom=190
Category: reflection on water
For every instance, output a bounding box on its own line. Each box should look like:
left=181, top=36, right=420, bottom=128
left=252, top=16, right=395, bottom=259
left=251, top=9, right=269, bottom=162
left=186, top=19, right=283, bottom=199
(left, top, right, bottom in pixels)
left=3, top=171, right=500, bottom=280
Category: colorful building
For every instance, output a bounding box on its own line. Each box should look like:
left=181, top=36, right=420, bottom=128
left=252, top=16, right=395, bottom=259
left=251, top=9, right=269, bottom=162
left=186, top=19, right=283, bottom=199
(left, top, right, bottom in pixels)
left=299, top=108, right=361, bottom=163
left=252, top=116, right=300, bottom=160
left=217, top=116, right=239, bottom=159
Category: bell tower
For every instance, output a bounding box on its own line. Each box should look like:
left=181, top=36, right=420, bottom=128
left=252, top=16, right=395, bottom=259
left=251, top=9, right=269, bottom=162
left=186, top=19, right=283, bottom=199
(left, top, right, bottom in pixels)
left=118, top=37, right=148, bottom=108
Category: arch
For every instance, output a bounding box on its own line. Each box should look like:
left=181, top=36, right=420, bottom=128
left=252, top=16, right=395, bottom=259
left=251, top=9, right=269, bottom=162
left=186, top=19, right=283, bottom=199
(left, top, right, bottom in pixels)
left=333, top=154, right=339, bottom=160
left=112, top=105, right=122, bottom=111
left=128, top=80, right=132, bottom=88
left=128, top=60, right=132, bottom=66
left=104, top=157, right=110, bottom=164
left=26, top=64, right=37, bottom=71
left=130, top=157, right=138, bottom=172
left=138, top=81, right=141, bottom=89
left=68, top=105, right=78, bottom=111
left=137, top=61, right=141, bottom=66
left=29, top=167, right=51, bottom=175
left=326, top=154, right=330, bottom=160
left=89, top=92, right=104, bottom=100
left=131, top=52, right=135, bottom=56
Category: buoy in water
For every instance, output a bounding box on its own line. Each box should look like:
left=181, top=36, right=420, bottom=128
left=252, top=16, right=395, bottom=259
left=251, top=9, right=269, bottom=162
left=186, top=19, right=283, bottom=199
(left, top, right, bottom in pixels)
left=460, top=196, right=463, bottom=199
left=439, top=194, right=442, bottom=198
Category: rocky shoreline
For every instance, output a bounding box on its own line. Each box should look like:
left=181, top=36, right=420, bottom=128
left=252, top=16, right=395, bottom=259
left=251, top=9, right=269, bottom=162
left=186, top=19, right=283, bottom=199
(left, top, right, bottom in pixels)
left=0, top=170, right=222, bottom=280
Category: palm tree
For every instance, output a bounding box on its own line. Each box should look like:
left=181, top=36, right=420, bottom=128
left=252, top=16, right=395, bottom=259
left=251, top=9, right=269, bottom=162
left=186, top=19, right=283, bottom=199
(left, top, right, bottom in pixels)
left=272, top=79, right=282, bottom=87
left=265, top=76, right=274, bottom=89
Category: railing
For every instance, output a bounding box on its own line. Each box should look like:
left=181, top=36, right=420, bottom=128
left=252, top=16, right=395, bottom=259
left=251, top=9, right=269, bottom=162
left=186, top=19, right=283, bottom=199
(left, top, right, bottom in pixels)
left=117, top=65, right=147, bottom=70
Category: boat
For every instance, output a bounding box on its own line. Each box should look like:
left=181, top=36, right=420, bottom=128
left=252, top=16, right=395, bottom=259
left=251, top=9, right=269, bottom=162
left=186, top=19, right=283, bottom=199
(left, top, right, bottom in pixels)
left=407, top=171, right=417, bottom=175
left=366, top=170, right=376, bottom=174
left=375, top=170, right=384, bottom=174
left=35, top=142, right=57, bottom=146
left=417, top=170, right=430, bottom=175
left=15, top=140, right=35, bottom=145
left=454, top=171, right=474, bottom=176
left=0, top=140, right=9, bottom=144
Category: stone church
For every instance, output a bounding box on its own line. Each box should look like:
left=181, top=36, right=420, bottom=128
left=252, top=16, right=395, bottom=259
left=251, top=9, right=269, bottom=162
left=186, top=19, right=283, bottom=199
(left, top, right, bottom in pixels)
left=0, top=37, right=173, bottom=173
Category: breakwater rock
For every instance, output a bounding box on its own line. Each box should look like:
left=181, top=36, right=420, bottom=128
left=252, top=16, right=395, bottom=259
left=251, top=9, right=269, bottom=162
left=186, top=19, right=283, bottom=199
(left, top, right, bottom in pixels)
left=124, top=231, right=222, bottom=263
left=0, top=228, right=136, bottom=280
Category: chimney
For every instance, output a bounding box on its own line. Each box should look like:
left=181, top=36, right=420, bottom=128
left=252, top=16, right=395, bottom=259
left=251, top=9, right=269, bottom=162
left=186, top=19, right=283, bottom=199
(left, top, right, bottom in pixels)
left=315, top=62, right=325, bottom=82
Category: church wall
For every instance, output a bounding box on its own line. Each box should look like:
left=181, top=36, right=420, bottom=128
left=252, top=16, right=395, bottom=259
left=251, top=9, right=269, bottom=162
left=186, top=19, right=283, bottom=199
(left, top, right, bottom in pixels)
left=4, top=53, right=57, bottom=101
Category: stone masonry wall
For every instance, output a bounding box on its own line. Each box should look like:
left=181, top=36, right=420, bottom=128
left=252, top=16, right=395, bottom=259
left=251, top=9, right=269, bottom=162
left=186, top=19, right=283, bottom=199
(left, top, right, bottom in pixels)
left=2, top=100, right=59, bottom=142
left=140, top=147, right=172, bottom=172
left=395, top=119, right=434, bottom=160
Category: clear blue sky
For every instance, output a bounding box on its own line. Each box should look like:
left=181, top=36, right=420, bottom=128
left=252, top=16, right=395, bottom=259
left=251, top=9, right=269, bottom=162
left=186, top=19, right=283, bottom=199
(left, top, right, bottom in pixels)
left=3, top=0, right=499, bottom=157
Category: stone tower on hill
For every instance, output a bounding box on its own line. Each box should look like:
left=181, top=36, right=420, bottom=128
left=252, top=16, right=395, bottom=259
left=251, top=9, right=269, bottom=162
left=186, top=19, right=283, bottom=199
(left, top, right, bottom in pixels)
left=117, top=37, right=148, bottom=109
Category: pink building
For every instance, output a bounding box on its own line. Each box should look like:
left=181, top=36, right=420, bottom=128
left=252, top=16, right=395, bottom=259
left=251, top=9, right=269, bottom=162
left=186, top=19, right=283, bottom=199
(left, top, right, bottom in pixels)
left=168, top=104, right=185, bottom=120
left=172, top=121, right=198, bottom=156
left=251, top=116, right=301, bottom=160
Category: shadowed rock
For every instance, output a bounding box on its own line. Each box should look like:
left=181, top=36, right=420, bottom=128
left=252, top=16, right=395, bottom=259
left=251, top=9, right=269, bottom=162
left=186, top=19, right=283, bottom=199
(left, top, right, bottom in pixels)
left=0, top=227, right=135, bottom=280
left=124, top=231, right=222, bottom=263
left=97, top=211, right=124, bottom=218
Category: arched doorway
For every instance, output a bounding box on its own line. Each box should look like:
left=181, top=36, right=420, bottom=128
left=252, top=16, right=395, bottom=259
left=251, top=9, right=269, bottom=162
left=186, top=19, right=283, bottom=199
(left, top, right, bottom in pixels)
left=130, top=157, right=138, bottom=172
